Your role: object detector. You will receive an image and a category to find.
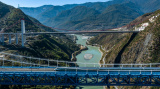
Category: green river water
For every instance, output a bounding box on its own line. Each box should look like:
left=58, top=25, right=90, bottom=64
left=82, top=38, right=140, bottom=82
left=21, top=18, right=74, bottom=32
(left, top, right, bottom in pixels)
left=75, top=35, right=104, bottom=89
left=76, top=35, right=101, bottom=67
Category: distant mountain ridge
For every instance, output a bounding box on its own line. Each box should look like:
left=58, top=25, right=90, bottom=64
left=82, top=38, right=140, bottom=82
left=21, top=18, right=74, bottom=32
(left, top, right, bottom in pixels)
left=44, top=6, right=100, bottom=30
left=19, top=0, right=160, bottom=30
left=44, top=2, right=143, bottom=30
left=36, top=6, right=66, bottom=23
left=20, top=5, right=53, bottom=18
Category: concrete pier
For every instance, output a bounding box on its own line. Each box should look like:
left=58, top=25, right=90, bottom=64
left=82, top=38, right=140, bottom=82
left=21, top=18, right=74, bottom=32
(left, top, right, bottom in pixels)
left=21, top=20, right=25, bottom=47
left=9, top=34, right=11, bottom=44
left=16, top=34, right=18, bottom=45
left=2, top=34, right=4, bottom=45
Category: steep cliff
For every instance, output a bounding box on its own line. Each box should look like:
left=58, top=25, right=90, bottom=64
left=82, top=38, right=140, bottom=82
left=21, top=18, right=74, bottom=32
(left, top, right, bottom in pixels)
left=89, top=10, right=160, bottom=89
left=121, top=11, right=160, bottom=64
left=89, top=10, right=160, bottom=64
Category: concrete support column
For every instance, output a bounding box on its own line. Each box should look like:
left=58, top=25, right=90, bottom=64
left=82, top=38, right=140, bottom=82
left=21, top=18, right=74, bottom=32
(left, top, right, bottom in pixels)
left=21, top=20, right=25, bottom=47
left=16, top=34, right=18, bottom=45
left=24, top=35, right=26, bottom=43
left=0, top=35, right=1, bottom=42
left=22, top=34, right=24, bottom=47
left=2, top=34, right=4, bottom=45
left=9, top=34, right=11, bottom=44
left=2, top=56, right=4, bottom=66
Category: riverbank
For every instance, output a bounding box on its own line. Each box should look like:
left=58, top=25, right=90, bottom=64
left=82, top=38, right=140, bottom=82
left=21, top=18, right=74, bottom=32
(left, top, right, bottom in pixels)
left=71, top=45, right=88, bottom=61
left=87, top=36, right=106, bottom=67
left=87, top=36, right=105, bottom=66
left=98, top=46, right=108, bottom=67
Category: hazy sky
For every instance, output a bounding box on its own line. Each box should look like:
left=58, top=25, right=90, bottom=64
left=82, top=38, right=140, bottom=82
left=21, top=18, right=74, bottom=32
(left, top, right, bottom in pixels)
left=0, top=0, right=110, bottom=8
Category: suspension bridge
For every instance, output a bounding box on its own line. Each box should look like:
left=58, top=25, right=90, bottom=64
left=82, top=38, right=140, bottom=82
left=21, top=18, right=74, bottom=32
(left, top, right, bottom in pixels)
left=0, top=20, right=160, bottom=86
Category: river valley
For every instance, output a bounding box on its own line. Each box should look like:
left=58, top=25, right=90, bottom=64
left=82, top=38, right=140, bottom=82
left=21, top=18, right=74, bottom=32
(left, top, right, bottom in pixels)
left=75, top=35, right=104, bottom=89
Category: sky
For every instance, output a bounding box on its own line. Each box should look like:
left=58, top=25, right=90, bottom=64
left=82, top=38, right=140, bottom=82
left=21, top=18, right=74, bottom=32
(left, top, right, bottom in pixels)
left=0, top=0, right=110, bottom=8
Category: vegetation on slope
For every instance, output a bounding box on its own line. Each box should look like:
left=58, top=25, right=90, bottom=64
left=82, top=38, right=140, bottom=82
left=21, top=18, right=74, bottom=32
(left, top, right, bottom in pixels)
left=0, top=2, right=79, bottom=89
left=20, top=0, right=160, bottom=31
left=89, top=9, right=160, bottom=89
left=0, top=1, right=55, bottom=33
left=150, top=11, right=160, bottom=63
left=88, top=10, right=159, bottom=64
left=0, top=1, right=79, bottom=64
left=44, top=2, right=143, bottom=30
left=117, top=10, right=160, bottom=89
left=13, top=35, right=78, bottom=60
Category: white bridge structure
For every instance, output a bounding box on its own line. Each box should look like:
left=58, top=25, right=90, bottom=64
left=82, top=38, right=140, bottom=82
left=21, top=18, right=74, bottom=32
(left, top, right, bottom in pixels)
left=0, top=20, right=139, bottom=47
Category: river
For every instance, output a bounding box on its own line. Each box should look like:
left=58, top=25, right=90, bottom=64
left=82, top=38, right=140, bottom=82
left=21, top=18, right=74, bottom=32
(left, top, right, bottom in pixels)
left=75, top=35, right=104, bottom=89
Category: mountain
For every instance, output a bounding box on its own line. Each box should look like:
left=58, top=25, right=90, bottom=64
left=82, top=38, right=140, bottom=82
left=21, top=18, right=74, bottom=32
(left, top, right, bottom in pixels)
left=18, top=0, right=128, bottom=20
left=19, top=5, right=53, bottom=18
left=44, top=2, right=143, bottom=30
left=0, top=1, right=80, bottom=62
left=44, top=6, right=100, bottom=30
left=0, top=1, right=79, bottom=89
left=36, top=6, right=66, bottom=23
left=19, top=0, right=160, bottom=31
left=0, top=1, right=35, bottom=32
left=0, top=1, right=56, bottom=33
left=115, top=0, right=160, bottom=13
left=89, top=9, right=160, bottom=67
left=19, top=1, right=120, bottom=25
left=19, top=5, right=74, bottom=23
left=88, top=9, right=160, bottom=89
left=94, top=2, right=143, bottom=29
left=0, top=1, right=14, bottom=19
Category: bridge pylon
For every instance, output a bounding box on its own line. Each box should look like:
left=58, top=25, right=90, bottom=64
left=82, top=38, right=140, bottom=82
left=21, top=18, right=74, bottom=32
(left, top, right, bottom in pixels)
left=21, top=19, right=26, bottom=47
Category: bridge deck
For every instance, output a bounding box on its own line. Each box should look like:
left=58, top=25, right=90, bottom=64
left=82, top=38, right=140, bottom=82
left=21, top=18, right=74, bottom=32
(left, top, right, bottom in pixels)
left=0, top=31, right=139, bottom=35
left=0, top=66, right=160, bottom=86
left=0, top=71, right=159, bottom=75
left=0, top=67, right=160, bottom=75
left=0, top=70, right=160, bottom=86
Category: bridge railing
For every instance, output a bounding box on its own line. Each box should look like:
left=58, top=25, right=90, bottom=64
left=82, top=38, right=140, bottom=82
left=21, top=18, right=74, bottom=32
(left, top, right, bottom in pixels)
left=0, top=52, right=160, bottom=68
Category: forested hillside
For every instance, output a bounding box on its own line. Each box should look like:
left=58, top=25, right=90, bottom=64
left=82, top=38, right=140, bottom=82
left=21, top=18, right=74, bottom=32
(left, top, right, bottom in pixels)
left=0, top=1, right=79, bottom=62
left=20, top=0, right=160, bottom=31
left=0, top=1, right=79, bottom=88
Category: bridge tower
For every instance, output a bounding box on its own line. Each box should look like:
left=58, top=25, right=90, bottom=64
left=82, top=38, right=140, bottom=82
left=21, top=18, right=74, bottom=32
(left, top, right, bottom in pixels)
left=21, top=19, right=25, bottom=47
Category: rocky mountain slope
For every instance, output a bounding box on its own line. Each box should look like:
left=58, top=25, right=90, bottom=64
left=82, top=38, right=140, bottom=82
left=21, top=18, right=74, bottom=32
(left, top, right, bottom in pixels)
left=89, top=9, right=160, bottom=89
